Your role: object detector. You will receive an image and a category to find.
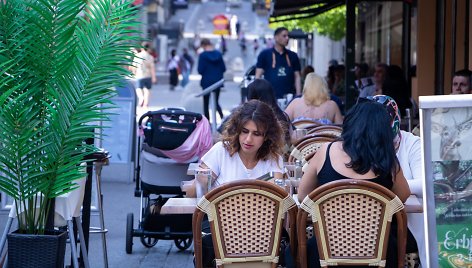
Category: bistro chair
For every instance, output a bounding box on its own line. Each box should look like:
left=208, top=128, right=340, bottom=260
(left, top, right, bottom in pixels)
left=306, top=125, right=343, bottom=137
left=292, top=119, right=323, bottom=129
left=288, top=136, right=333, bottom=165
left=193, top=180, right=298, bottom=268
left=297, top=179, right=407, bottom=268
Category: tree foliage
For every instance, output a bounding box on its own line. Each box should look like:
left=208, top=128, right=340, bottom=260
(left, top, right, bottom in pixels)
left=270, top=6, right=346, bottom=41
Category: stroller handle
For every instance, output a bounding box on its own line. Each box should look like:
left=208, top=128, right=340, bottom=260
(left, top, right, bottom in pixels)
left=138, top=109, right=203, bottom=125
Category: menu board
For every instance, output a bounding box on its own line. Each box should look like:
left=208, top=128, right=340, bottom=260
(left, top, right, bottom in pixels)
left=420, top=95, right=472, bottom=268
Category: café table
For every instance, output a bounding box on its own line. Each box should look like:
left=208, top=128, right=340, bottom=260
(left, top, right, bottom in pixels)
left=187, top=162, right=199, bottom=175
left=160, top=195, right=423, bottom=215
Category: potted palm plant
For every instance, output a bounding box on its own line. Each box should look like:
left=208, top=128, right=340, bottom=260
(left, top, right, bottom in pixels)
left=0, top=0, right=140, bottom=266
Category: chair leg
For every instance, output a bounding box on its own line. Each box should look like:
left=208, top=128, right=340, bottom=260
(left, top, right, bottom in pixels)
left=0, top=217, right=13, bottom=256
left=75, top=217, right=90, bottom=268
left=67, top=220, right=80, bottom=268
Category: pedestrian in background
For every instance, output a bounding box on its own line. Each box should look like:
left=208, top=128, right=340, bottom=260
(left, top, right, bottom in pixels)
left=179, top=48, right=194, bottom=88
left=167, top=49, right=180, bottom=91
left=133, top=42, right=156, bottom=108
left=193, top=33, right=201, bottom=54
left=198, top=38, right=226, bottom=122
left=255, top=27, right=301, bottom=99
left=220, top=35, right=227, bottom=55
left=253, top=38, right=259, bottom=55
left=239, top=33, right=247, bottom=56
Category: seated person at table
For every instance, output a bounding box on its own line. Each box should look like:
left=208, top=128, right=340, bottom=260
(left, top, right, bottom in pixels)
left=200, top=99, right=284, bottom=188
left=284, top=73, right=343, bottom=125
left=451, top=69, right=471, bottom=94
left=247, top=78, right=292, bottom=147
left=366, top=94, right=425, bottom=266
left=196, top=100, right=285, bottom=267
left=291, top=101, right=416, bottom=268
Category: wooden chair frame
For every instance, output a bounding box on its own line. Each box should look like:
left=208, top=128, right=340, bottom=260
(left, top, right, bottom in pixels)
left=297, top=179, right=407, bottom=268
left=193, top=180, right=298, bottom=268
left=288, top=136, right=334, bottom=164
left=306, top=125, right=343, bottom=136
left=293, top=133, right=338, bottom=148
left=292, top=119, right=323, bottom=129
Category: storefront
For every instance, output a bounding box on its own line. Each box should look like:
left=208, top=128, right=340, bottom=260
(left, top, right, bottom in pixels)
left=270, top=0, right=472, bottom=108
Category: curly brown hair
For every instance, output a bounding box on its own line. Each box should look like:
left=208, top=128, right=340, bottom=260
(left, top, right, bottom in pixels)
left=221, top=100, right=284, bottom=161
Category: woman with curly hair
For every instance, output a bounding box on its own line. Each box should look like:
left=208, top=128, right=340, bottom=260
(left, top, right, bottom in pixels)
left=200, top=99, right=285, bottom=188
left=196, top=100, right=285, bottom=267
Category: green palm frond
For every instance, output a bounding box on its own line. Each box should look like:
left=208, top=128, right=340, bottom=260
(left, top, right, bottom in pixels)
left=0, top=0, right=140, bottom=233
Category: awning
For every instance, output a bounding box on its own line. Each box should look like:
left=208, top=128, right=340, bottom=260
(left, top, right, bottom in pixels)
left=270, top=0, right=344, bottom=21
left=270, top=0, right=408, bottom=22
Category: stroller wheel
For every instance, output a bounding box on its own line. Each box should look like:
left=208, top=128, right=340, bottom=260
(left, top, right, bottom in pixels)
left=140, top=236, right=158, bottom=248
left=126, top=213, right=134, bottom=254
left=174, top=238, right=193, bottom=250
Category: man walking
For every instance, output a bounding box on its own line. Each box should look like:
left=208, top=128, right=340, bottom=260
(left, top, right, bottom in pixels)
left=198, top=38, right=226, bottom=121
left=133, top=42, right=156, bottom=108
left=255, top=27, right=301, bottom=98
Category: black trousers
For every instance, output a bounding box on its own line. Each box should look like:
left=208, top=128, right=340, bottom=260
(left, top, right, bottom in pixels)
left=203, top=87, right=223, bottom=121
left=169, top=68, right=178, bottom=87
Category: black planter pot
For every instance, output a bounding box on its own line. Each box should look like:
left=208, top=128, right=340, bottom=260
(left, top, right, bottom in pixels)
left=7, top=229, right=67, bottom=268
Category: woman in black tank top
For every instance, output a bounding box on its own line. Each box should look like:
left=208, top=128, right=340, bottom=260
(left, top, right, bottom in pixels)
left=317, top=142, right=394, bottom=189
left=286, top=101, right=414, bottom=268
left=298, top=101, right=410, bottom=202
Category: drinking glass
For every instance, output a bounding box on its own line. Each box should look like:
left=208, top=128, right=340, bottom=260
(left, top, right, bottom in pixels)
left=285, top=93, right=293, bottom=104
left=280, top=162, right=296, bottom=189
left=194, top=168, right=211, bottom=199
left=277, top=98, right=286, bottom=110
left=284, top=161, right=303, bottom=194
left=180, top=180, right=194, bottom=197
left=294, top=128, right=308, bottom=141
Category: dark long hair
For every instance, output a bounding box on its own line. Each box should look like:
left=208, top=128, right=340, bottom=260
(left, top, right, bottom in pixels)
left=247, top=79, right=279, bottom=108
left=247, top=79, right=290, bottom=140
left=222, top=100, right=283, bottom=161
left=342, top=101, right=399, bottom=180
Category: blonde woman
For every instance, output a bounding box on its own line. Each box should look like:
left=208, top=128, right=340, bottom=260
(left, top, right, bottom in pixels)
left=284, top=73, right=343, bottom=125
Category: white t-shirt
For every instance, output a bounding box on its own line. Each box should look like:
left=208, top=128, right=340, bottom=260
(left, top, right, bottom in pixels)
left=134, top=51, right=154, bottom=79
left=396, top=130, right=425, bottom=266
left=201, top=141, right=284, bottom=188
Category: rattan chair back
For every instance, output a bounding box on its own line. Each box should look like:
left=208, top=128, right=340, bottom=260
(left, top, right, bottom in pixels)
left=292, top=119, right=323, bottom=129
left=193, top=180, right=298, bottom=268
left=297, top=179, right=407, bottom=268
left=306, top=125, right=343, bottom=137
left=288, top=136, right=333, bottom=164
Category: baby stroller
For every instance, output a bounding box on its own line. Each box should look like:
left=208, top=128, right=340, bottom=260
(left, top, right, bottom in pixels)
left=126, top=108, right=212, bottom=254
